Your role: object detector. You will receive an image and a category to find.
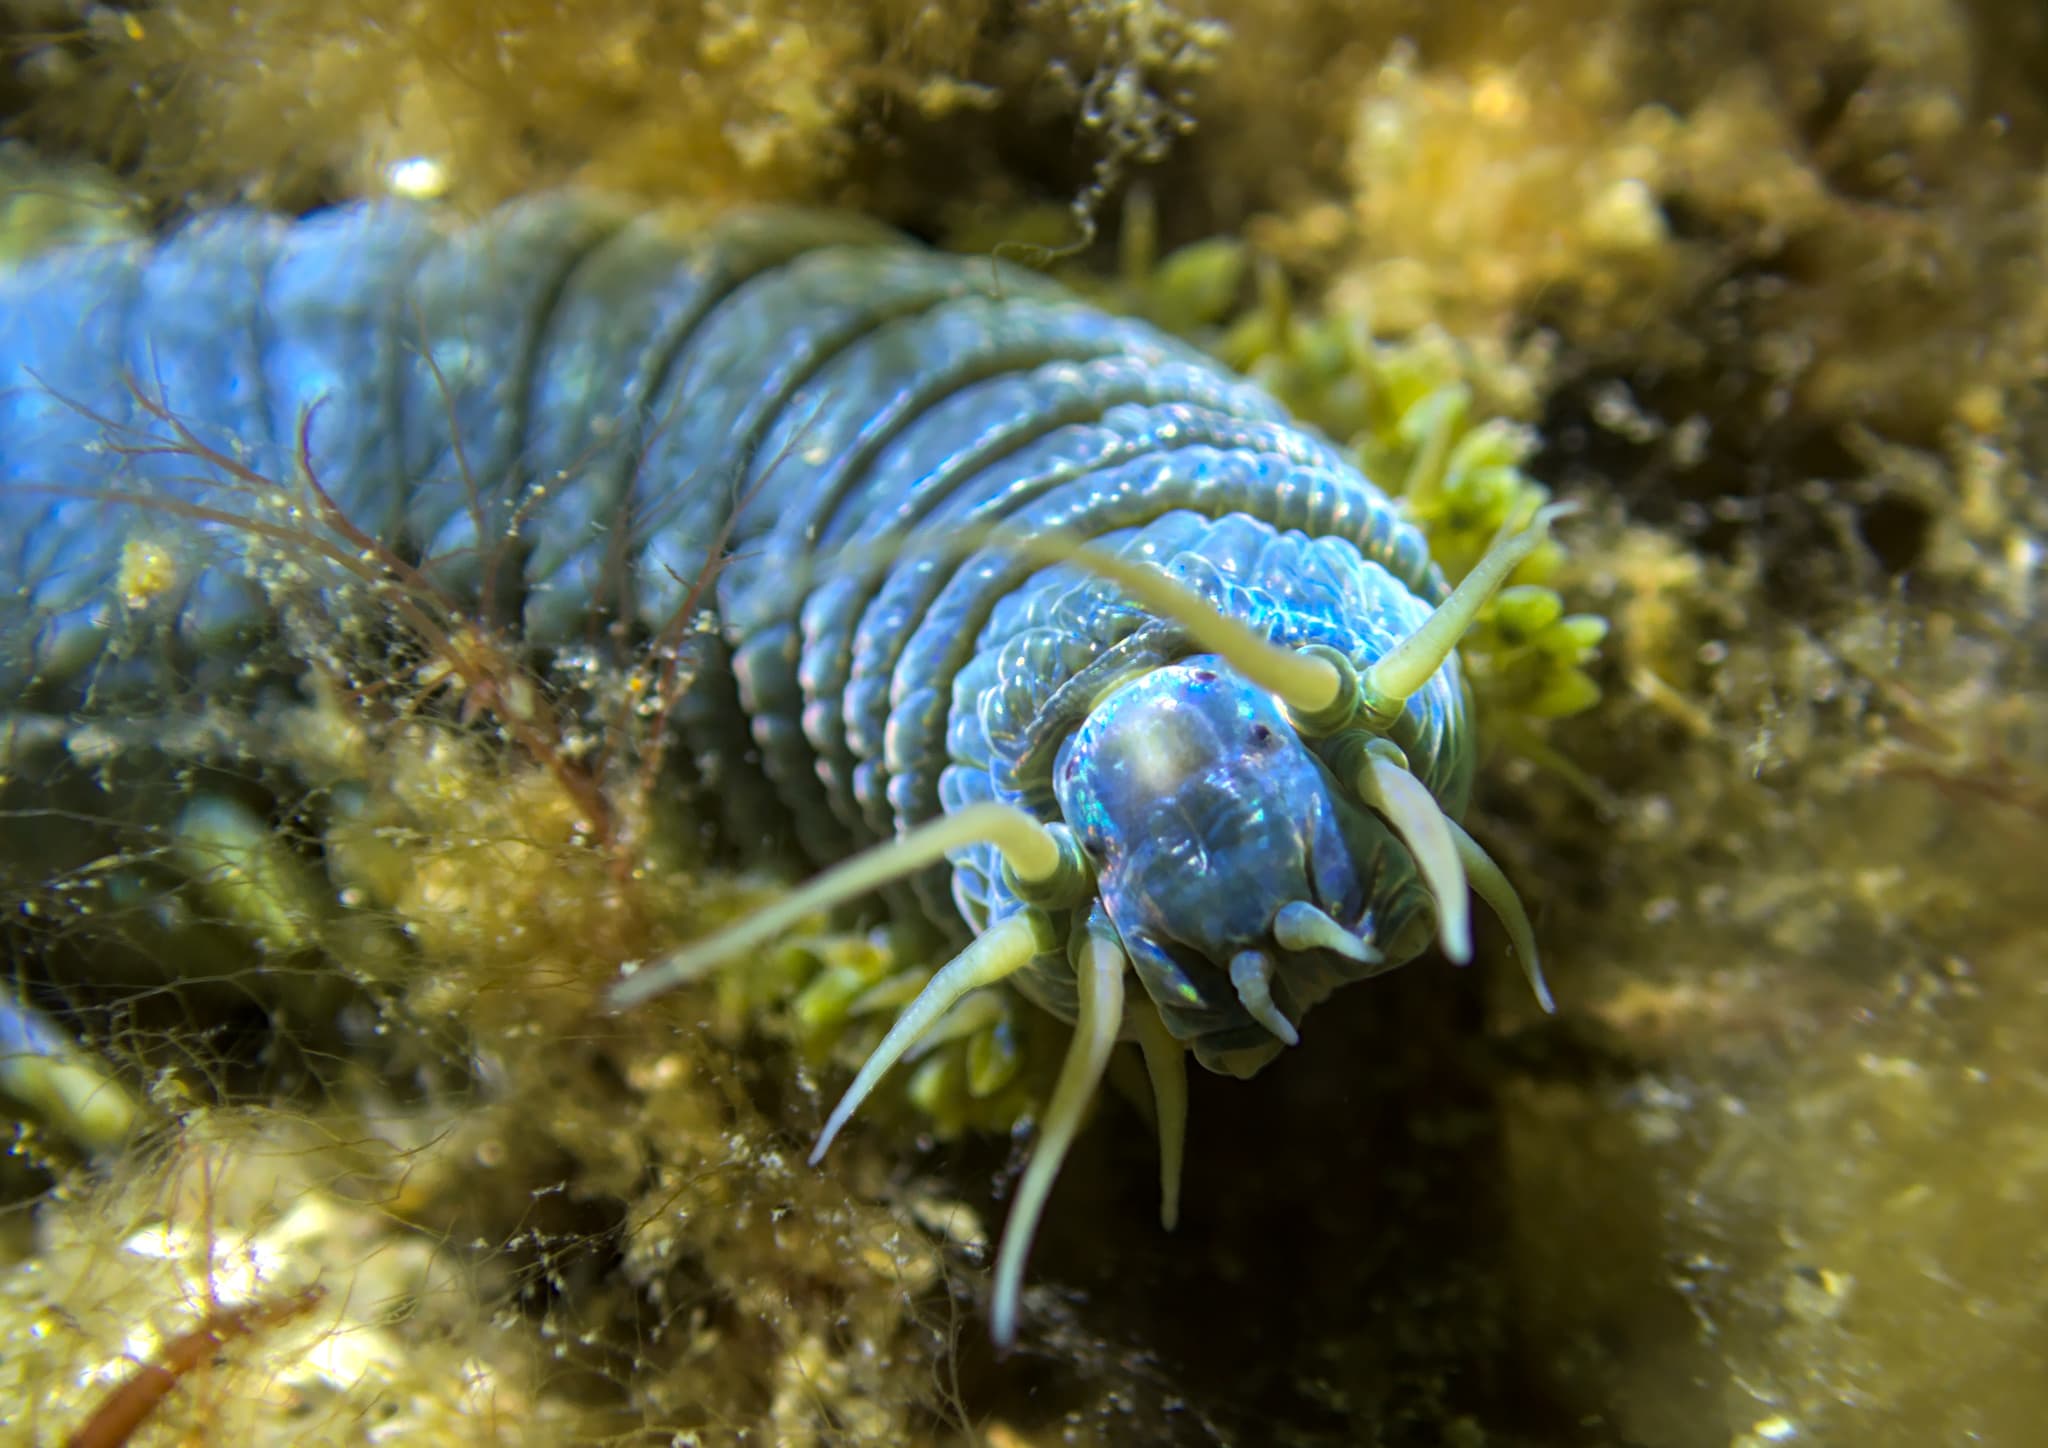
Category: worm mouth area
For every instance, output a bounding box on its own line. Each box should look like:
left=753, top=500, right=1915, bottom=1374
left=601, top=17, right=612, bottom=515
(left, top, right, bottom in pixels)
left=1160, top=911, right=1384, bottom=1079
left=1102, top=866, right=1409, bottom=1079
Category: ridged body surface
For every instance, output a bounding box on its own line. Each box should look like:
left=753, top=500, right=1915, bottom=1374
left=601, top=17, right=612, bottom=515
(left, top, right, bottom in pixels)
left=0, top=194, right=1470, bottom=1034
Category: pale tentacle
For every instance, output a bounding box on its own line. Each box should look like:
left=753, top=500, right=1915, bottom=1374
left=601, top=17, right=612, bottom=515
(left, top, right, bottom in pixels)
left=990, top=926, right=1127, bottom=1349
left=608, top=801, right=1075, bottom=1009
left=1354, top=750, right=1473, bottom=965
left=810, top=911, right=1052, bottom=1163
left=1228, top=949, right=1300, bottom=1045
left=1444, top=816, right=1557, bottom=1013
left=963, top=526, right=1350, bottom=721
left=829, top=506, right=1571, bottom=739
left=1272, top=900, right=1380, bottom=967
left=895, top=991, right=1007, bottom=1061
left=1358, top=501, right=1576, bottom=726
left=1129, top=1004, right=1188, bottom=1232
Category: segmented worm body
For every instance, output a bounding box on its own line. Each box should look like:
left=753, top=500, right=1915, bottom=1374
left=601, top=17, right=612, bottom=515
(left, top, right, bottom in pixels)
left=0, top=195, right=1552, bottom=1345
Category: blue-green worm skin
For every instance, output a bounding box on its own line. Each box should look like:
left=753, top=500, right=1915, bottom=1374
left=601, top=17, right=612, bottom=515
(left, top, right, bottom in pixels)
left=0, top=194, right=1470, bottom=1071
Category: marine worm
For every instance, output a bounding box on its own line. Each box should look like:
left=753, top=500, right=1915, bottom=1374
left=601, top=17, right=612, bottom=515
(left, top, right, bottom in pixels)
left=1, top=195, right=1558, bottom=1346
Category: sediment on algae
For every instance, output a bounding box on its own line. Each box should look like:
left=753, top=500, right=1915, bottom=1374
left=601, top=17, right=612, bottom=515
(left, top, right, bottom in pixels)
left=5, top=1, right=2048, bottom=1444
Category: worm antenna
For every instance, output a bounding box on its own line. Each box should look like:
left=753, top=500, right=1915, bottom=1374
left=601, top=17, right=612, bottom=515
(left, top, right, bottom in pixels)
left=1352, top=747, right=1473, bottom=965
left=1228, top=950, right=1300, bottom=1045
left=1360, top=501, right=1578, bottom=727
left=894, top=992, right=1008, bottom=1061
left=991, top=926, right=1127, bottom=1349
left=1129, top=1005, right=1189, bottom=1231
left=820, top=521, right=1351, bottom=724
left=608, top=802, right=1074, bottom=1010
left=811, top=910, right=1053, bottom=1163
left=1272, top=900, right=1380, bottom=966
left=1445, top=817, right=1557, bottom=1014
left=974, top=527, right=1351, bottom=724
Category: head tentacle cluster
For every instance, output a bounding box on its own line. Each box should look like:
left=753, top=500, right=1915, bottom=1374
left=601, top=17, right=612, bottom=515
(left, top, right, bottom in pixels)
left=610, top=501, right=1566, bottom=1348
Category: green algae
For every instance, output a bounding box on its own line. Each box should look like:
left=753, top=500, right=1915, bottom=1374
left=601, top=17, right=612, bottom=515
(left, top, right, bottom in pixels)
left=0, top=142, right=140, bottom=262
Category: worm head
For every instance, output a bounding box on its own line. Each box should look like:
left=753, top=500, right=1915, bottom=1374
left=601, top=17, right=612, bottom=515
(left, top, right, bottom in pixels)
left=1053, top=656, right=1430, bottom=1078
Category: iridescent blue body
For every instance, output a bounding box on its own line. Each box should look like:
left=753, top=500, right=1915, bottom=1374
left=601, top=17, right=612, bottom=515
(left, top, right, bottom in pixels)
left=0, top=193, right=1468, bottom=1059
left=1, top=195, right=1515, bottom=1342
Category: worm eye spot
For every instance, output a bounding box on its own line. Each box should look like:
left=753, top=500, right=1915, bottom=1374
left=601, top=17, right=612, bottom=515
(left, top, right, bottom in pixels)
left=1190, top=668, right=1218, bottom=683
left=1249, top=723, right=1276, bottom=749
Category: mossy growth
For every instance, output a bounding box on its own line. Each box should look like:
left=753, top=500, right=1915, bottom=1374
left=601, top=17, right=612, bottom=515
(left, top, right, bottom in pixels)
left=0, top=142, right=141, bottom=262
left=0, top=0, right=1227, bottom=235
left=717, top=926, right=1059, bottom=1142
left=4, top=673, right=996, bottom=1445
